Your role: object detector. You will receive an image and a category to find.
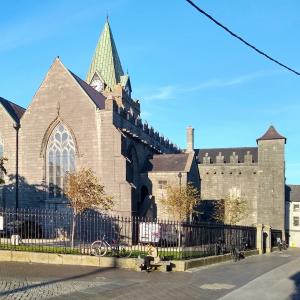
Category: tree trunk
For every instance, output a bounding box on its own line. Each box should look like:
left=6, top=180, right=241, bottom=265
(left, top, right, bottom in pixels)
left=71, top=213, right=77, bottom=249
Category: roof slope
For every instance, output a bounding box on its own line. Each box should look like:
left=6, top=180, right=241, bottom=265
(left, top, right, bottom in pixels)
left=146, top=153, right=190, bottom=172
left=0, top=97, right=26, bottom=123
left=70, top=71, right=106, bottom=109
left=257, top=125, right=286, bottom=143
left=195, top=147, right=258, bottom=164
left=86, top=20, right=124, bottom=90
left=286, top=185, right=300, bottom=202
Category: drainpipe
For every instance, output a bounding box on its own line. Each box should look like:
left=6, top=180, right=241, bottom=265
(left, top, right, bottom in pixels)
left=13, top=122, right=20, bottom=209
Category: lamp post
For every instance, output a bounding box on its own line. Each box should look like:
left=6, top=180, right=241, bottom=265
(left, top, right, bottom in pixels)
left=178, top=172, right=182, bottom=192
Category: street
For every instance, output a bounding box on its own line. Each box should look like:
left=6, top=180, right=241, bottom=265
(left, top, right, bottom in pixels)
left=0, top=249, right=300, bottom=299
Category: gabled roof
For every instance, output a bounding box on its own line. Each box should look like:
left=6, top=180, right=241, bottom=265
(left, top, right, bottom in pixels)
left=0, top=96, right=26, bottom=123
left=195, top=147, right=258, bottom=164
left=257, top=125, right=286, bottom=143
left=146, top=153, right=191, bottom=172
left=86, top=20, right=124, bottom=90
left=70, top=71, right=106, bottom=109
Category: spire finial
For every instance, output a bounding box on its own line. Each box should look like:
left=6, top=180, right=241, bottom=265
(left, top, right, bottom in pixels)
left=106, top=13, right=109, bottom=23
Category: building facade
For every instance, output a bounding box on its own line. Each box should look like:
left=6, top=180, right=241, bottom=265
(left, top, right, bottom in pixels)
left=285, top=185, right=300, bottom=247
left=0, top=20, right=288, bottom=230
left=196, top=125, right=286, bottom=230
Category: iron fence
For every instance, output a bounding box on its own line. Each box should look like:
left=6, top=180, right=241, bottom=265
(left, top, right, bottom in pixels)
left=0, top=208, right=257, bottom=260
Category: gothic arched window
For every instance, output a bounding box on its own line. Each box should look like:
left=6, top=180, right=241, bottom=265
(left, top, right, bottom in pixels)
left=47, top=123, right=75, bottom=198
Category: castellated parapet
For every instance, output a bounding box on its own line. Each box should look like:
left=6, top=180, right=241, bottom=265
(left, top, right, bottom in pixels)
left=106, top=97, right=180, bottom=154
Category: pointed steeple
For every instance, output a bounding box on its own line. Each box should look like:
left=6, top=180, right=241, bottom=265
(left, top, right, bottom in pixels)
left=86, top=19, right=124, bottom=90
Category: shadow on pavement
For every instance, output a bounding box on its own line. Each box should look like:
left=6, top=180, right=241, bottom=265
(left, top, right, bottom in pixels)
left=0, top=266, right=115, bottom=297
left=290, top=271, right=300, bottom=300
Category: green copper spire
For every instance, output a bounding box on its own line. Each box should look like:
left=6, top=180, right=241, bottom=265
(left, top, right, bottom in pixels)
left=86, top=20, right=124, bottom=90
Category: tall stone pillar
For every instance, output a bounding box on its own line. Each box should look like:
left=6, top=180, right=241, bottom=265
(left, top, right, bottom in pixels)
left=256, top=224, right=264, bottom=254
left=264, top=225, right=272, bottom=253
left=186, top=126, right=194, bottom=153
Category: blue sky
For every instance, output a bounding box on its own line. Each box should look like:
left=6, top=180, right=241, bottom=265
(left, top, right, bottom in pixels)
left=0, top=0, right=299, bottom=183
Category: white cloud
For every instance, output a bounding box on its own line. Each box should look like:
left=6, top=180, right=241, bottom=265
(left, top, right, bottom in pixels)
left=143, top=85, right=176, bottom=101
left=140, top=70, right=282, bottom=101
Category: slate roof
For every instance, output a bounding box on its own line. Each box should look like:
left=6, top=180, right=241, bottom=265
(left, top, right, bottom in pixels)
left=70, top=71, right=106, bottom=109
left=146, top=153, right=190, bottom=172
left=86, top=20, right=124, bottom=89
left=257, top=125, right=286, bottom=143
left=195, top=147, right=258, bottom=164
left=286, top=185, right=300, bottom=203
left=0, top=97, right=26, bottom=123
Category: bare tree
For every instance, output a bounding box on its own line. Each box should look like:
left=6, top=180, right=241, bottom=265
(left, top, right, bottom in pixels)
left=64, top=168, right=114, bottom=248
left=0, top=157, right=7, bottom=184
left=214, top=190, right=248, bottom=225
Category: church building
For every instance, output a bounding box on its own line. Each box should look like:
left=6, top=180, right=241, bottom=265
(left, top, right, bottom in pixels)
left=0, top=20, right=286, bottom=232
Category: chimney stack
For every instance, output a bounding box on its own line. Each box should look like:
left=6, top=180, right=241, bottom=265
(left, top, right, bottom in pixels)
left=186, top=126, right=194, bottom=153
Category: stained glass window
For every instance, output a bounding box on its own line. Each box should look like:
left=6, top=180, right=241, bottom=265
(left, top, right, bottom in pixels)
left=47, top=124, right=75, bottom=198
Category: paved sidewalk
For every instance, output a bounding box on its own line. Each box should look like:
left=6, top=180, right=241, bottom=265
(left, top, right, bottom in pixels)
left=0, top=249, right=300, bottom=299
left=220, top=255, right=300, bottom=300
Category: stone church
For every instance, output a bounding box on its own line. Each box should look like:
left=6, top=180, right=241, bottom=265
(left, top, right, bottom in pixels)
left=0, top=20, right=286, bottom=231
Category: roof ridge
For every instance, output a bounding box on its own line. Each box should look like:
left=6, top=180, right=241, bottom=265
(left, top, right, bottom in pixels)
left=69, top=70, right=106, bottom=109
left=196, top=146, right=257, bottom=151
left=0, top=96, right=26, bottom=111
left=0, top=96, right=26, bottom=122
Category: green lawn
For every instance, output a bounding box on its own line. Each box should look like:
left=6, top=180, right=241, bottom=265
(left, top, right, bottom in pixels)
left=0, top=243, right=226, bottom=260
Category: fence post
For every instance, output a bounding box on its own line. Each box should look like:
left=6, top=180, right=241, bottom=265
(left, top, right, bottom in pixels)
left=256, top=224, right=264, bottom=254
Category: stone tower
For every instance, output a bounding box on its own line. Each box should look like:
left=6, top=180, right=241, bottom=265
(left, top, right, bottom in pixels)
left=257, top=125, right=286, bottom=230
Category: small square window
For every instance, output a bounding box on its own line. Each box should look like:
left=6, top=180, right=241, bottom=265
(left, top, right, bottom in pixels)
left=293, top=216, right=299, bottom=227
left=294, top=204, right=300, bottom=212
left=158, top=180, right=168, bottom=189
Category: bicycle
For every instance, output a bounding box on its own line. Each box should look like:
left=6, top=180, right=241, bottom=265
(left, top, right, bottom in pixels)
left=230, top=239, right=248, bottom=262
left=90, top=230, right=132, bottom=258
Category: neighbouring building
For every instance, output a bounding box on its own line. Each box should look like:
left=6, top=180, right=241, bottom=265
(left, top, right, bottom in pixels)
left=196, top=125, right=286, bottom=231
left=285, top=185, right=300, bottom=247
left=0, top=20, right=290, bottom=232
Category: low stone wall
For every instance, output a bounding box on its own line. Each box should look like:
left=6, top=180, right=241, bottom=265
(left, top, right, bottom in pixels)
left=171, top=249, right=259, bottom=271
left=0, top=249, right=259, bottom=272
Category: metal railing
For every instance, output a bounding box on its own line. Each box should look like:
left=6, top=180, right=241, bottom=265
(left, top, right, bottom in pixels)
left=0, top=208, right=257, bottom=260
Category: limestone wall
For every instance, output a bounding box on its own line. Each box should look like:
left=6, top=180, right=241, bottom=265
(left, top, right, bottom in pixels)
left=0, top=107, right=17, bottom=208
left=257, top=139, right=285, bottom=230
left=199, top=163, right=259, bottom=225
left=19, top=59, right=102, bottom=208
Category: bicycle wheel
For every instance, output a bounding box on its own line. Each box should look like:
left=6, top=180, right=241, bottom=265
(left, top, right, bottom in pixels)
left=118, top=243, right=132, bottom=258
left=91, top=241, right=107, bottom=257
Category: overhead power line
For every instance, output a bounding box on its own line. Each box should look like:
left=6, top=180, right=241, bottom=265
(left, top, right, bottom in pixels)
left=185, top=0, right=300, bottom=76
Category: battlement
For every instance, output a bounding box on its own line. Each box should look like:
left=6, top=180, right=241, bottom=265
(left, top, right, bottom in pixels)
left=196, top=147, right=258, bottom=165
left=108, top=100, right=180, bottom=154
